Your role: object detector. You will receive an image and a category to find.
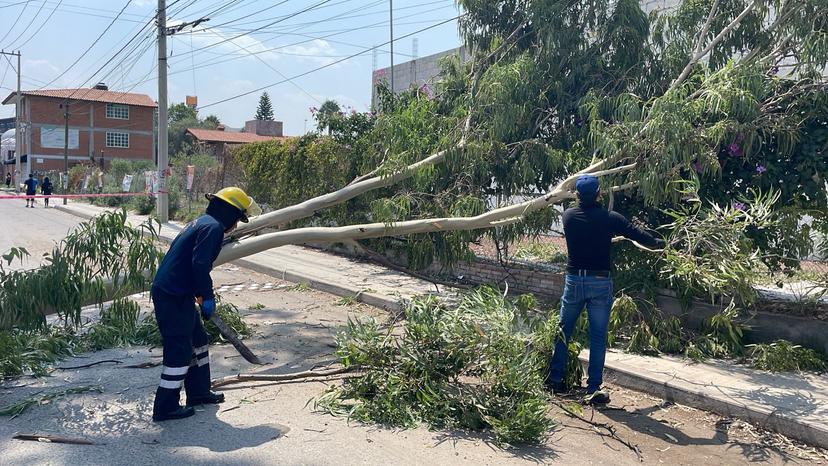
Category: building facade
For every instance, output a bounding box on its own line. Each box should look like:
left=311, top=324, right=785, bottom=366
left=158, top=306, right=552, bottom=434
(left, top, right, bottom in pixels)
left=2, top=86, right=157, bottom=177
left=371, top=46, right=469, bottom=109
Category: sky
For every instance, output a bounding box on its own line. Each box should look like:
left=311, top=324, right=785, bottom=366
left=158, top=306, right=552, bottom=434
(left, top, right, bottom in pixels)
left=0, top=0, right=464, bottom=135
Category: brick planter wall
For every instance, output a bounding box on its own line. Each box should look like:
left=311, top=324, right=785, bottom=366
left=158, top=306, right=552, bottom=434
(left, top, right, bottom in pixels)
left=435, top=256, right=566, bottom=299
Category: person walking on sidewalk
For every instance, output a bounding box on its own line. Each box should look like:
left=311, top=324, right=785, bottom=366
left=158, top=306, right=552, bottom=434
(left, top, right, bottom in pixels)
left=5, top=172, right=10, bottom=189
left=41, top=176, right=53, bottom=207
left=546, top=175, right=664, bottom=405
left=23, top=174, right=37, bottom=208
left=151, top=187, right=261, bottom=422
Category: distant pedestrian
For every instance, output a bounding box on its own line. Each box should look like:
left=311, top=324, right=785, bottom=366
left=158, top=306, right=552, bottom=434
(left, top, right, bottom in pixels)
left=4, top=172, right=10, bottom=188
left=41, top=176, right=53, bottom=207
left=23, top=173, right=37, bottom=208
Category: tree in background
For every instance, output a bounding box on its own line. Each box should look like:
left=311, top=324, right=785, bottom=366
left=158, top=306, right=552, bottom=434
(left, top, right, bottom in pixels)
left=168, top=103, right=221, bottom=157
left=255, top=92, right=275, bottom=121
left=314, top=99, right=341, bottom=134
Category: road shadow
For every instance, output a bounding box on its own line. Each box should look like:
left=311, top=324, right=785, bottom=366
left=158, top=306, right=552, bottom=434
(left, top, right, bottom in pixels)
left=600, top=405, right=797, bottom=463
left=155, top=405, right=288, bottom=453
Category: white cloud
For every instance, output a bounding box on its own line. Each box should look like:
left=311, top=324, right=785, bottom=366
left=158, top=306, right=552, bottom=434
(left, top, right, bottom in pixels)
left=281, top=39, right=342, bottom=67
left=180, top=26, right=342, bottom=68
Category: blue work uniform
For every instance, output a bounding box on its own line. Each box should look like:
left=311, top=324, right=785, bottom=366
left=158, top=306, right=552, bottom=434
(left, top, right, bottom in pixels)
left=151, top=214, right=225, bottom=415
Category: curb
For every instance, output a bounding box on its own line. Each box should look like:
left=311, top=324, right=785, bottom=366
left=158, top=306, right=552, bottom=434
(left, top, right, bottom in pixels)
left=593, top=354, right=828, bottom=450
left=55, top=204, right=827, bottom=450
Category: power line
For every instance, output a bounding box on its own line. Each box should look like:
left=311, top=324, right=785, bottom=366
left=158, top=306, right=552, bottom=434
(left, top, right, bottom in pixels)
left=39, top=0, right=136, bottom=89
left=10, top=0, right=63, bottom=50
left=174, top=0, right=438, bottom=73
left=222, top=0, right=448, bottom=32
left=206, top=0, right=292, bottom=29
left=188, top=0, right=336, bottom=54
left=169, top=8, right=450, bottom=76
left=201, top=14, right=463, bottom=109
left=0, top=0, right=32, bottom=48
left=5, top=0, right=48, bottom=50
left=0, top=0, right=148, bottom=22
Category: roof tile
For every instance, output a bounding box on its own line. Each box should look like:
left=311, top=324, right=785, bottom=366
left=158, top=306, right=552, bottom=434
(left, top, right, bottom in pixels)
left=187, top=128, right=286, bottom=144
left=2, top=88, right=157, bottom=107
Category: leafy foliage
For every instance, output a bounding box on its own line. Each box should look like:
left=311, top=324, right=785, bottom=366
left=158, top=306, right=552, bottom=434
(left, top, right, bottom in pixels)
left=747, top=340, right=827, bottom=372
left=316, top=287, right=562, bottom=445
left=0, top=210, right=161, bottom=330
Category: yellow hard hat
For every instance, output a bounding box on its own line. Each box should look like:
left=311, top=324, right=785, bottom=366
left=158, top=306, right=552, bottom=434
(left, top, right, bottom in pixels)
left=205, top=187, right=261, bottom=223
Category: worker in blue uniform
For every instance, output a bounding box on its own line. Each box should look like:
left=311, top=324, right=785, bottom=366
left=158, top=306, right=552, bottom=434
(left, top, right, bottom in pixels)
left=152, top=187, right=260, bottom=422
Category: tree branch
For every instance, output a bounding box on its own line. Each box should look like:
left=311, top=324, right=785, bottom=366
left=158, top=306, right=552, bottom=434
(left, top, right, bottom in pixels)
left=212, top=366, right=356, bottom=389
left=671, top=0, right=760, bottom=91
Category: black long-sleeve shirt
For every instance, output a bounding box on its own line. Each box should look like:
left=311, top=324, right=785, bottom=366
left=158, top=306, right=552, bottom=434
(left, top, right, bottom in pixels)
left=562, top=202, right=663, bottom=271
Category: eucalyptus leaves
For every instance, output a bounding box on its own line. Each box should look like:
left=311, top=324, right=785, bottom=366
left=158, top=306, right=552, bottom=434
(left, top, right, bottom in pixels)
left=0, top=210, right=161, bottom=329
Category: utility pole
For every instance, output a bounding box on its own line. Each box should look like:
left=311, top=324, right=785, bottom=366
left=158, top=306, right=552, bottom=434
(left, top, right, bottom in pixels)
left=62, top=98, right=69, bottom=205
left=156, top=1, right=209, bottom=222
left=156, top=0, right=169, bottom=222
left=389, top=0, right=394, bottom=102
left=1, top=50, right=22, bottom=192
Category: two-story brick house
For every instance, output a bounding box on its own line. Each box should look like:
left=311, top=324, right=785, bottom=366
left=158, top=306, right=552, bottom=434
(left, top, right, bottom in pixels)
left=2, top=84, right=157, bottom=175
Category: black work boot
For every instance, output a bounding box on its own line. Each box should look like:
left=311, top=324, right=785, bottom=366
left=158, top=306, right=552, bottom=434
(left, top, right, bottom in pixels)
left=544, top=380, right=569, bottom=395
left=152, top=405, right=195, bottom=422
left=186, top=391, right=225, bottom=407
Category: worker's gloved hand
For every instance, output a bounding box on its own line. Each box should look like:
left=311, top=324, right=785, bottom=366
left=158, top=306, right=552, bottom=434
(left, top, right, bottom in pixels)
left=199, top=299, right=216, bottom=320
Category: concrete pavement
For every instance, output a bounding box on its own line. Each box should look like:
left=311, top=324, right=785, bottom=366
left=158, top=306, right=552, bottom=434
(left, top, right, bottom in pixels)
left=0, top=194, right=85, bottom=270
left=53, top=201, right=828, bottom=450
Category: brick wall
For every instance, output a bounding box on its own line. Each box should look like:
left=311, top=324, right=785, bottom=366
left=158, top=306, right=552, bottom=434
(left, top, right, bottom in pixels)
left=25, top=95, right=155, bottom=172
left=314, top=242, right=566, bottom=300
left=434, top=256, right=566, bottom=299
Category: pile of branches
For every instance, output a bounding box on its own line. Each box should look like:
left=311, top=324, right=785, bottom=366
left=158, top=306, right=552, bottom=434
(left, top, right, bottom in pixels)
left=315, top=287, right=574, bottom=445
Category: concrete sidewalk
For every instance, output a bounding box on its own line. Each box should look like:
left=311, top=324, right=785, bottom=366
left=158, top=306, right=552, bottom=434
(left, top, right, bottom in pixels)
left=55, top=201, right=828, bottom=450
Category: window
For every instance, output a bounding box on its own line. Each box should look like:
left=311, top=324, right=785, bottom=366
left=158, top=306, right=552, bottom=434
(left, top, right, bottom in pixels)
left=106, top=131, right=129, bottom=148
left=106, top=103, right=129, bottom=120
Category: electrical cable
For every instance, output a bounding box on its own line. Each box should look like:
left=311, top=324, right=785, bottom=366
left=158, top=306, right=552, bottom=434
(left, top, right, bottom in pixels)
left=38, top=0, right=137, bottom=89
left=5, top=0, right=48, bottom=50
left=9, top=0, right=63, bottom=50
left=0, top=0, right=147, bottom=22
left=173, top=0, right=429, bottom=73
left=164, top=6, right=451, bottom=77
left=187, top=0, right=336, bottom=54
left=200, top=14, right=463, bottom=109
left=205, top=0, right=292, bottom=30
left=0, top=0, right=32, bottom=48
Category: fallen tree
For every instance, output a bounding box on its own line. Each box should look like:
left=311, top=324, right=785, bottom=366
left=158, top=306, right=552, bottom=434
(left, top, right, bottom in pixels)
left=2, top=0, right=827, bottom=324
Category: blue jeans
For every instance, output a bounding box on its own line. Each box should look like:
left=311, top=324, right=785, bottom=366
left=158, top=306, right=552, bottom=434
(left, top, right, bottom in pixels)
left=547, top=275, right=613, bottom=392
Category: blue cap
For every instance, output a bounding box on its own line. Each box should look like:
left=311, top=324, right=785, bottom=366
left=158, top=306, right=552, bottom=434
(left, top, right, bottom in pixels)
left=575, top=175, right=600, bottom=199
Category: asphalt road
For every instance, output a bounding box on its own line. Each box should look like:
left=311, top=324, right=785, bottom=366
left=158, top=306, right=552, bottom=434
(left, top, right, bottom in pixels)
left=0, top=195, right=85, bottom=270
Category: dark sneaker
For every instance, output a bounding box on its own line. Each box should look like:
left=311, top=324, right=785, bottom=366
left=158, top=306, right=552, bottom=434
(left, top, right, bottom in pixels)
left=186, top=391, right=226, bottom=406
left=584, top=389, right=610, bottom=405
left=153, top=405, right=195, bottom=422
left=544, top=381, right=569, bottom=395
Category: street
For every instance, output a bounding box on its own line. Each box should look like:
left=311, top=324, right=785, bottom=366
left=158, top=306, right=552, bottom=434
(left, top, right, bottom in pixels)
left=0, top=197, right=85, bottom=271
left=0, top=205, right=820, bottom=465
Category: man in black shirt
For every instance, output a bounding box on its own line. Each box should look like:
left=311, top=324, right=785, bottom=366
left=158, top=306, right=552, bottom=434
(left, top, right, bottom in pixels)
left=546, top=175, right=664, bottom=404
